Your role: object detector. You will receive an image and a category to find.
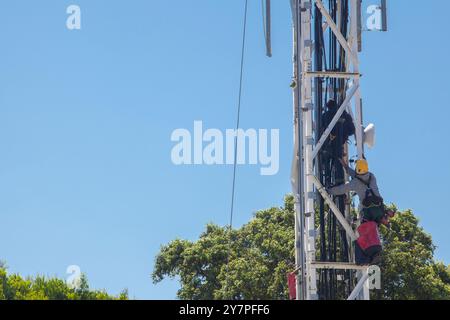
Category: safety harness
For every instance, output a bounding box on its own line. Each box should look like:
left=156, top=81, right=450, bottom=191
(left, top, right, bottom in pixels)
left=355, top=174, right=384, bottom=223
left=355, top=174, right=383, bottom=208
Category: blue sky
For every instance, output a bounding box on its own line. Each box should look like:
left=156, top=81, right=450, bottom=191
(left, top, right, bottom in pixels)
left=0, top=0, right=449, bottom=299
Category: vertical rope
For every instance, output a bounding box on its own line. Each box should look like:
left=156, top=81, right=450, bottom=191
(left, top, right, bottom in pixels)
left=225, top=0, right=249, bottom=299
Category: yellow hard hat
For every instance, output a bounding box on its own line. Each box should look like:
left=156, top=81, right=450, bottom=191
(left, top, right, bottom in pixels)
left=355, top=159, right=369, bottom=175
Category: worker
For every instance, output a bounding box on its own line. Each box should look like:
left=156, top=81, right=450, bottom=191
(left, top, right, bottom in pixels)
left=322, top=99, right=355, bottom=146
left=321, top=100, right=356, bottom=183
left=355, top=208, right=396, bottom=265
left=328, top=158, right=385, bottom=223
left=328, top=158, right=396, bottom=265
left=355, top=221, right=382, bottom=265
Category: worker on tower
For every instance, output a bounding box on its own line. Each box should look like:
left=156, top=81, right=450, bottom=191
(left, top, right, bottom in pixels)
left=327, top=158, right=395, bottom=265
left=322, top=99, right=355, bottom=147
left=321, top=100, right=356, bottom=178
left=328, top=158, right=386, bottom=223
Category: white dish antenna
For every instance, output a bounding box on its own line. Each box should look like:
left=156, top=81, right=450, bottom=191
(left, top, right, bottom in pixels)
left=364, top=123, right=376, bottom=148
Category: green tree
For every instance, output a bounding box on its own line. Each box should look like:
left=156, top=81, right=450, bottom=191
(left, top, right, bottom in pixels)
left=153, top=195, right=295, bottom=299
left=153, top=195, right=450, bottom=300
left=377, top=208, right=450, bottom=299
left=0, top=266, right=128, bottom=300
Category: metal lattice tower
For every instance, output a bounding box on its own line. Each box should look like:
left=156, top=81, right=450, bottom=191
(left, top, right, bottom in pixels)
left=289, top=0, right=386, bottom=300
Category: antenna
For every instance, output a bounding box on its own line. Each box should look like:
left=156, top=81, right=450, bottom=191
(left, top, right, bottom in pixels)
left=381, top=0, right=388, bottom=31
left=357, top=0, right=362, bottom=52
left=264, top=0, right=272, bottom=57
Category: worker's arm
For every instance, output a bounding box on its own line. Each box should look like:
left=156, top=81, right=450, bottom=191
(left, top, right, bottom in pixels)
left=339, top=158, right=356, bottom=178
left=328, top=180, right=356, bottom=196
left=347, top=167, right=356, bottom=178
left=370, top=174, right=382, bottom=198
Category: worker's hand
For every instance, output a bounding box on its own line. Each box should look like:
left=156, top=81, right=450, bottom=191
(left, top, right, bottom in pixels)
left=339, top=158, right=348, bottom=168
left=385, top=209, right=396, bottom=218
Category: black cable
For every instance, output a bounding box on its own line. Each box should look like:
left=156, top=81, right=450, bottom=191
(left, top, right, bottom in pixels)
left=225, top=0, right=249, bottom=299
left=261, top=0, right=267, bottom=46
left=314, top=0, right=356, bottom=300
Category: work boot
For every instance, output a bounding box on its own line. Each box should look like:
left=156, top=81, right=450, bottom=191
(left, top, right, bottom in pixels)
left=370, top=252, right=382, bottom=266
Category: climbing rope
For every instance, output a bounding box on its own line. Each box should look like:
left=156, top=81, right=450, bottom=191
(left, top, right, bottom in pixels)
left=225, top=0, right=249, bottom=298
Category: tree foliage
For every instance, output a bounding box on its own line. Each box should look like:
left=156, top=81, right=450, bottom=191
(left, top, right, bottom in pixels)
left=153, top=196, right=450, bottom=300
left=153, top=196, right=295, bottom=300
left=377, top=208, right=450, bottom=299
left=0, top=264, right=128, bottom=300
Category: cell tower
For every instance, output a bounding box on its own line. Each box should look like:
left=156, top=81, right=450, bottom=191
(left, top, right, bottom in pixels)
left=288, top=0, right=387, bottom=300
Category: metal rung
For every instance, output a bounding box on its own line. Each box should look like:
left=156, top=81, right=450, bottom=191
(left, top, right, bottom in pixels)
left=304, top=71, right=361, bottom=79
left=310, top=262, right=369, bottom=271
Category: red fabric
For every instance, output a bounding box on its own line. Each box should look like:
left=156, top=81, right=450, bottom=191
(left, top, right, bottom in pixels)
left=357, top=221, right=381, bottom=251
left=287, top=273, right=297, bottom=300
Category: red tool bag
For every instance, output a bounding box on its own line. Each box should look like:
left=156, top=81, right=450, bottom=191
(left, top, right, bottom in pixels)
left=356, top=221, right=382, bottom=264
left=287, top=273, right=296, bottom=300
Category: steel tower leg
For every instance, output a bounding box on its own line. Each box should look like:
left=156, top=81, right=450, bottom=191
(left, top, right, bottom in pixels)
left=299, top=0, right=318, bottom=300
left=292, top=0, right=307, bottom=300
